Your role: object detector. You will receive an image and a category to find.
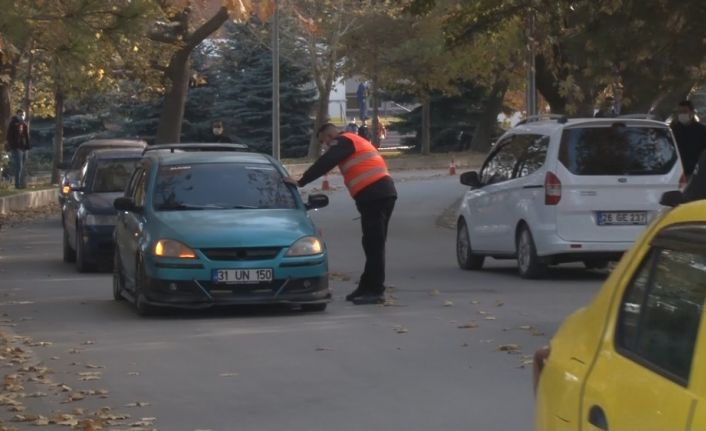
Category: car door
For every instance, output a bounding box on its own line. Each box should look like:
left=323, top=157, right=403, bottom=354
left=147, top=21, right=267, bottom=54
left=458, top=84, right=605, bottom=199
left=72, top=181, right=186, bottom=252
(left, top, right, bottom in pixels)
left=64, top=161, right=91, bottom=247
left=581, top=228, right=706, bottom=431
left=116, top=165, right=148, bottom=287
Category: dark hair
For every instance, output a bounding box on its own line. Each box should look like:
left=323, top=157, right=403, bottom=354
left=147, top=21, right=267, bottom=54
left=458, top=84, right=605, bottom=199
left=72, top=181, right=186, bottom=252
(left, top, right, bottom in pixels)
left=317, top=122, right=337, bottom=135
left=679, top=100, right=695, bottom=111
left=15, top=109, right=23, bottom=115
left=211, top=120, right=223, bottom=127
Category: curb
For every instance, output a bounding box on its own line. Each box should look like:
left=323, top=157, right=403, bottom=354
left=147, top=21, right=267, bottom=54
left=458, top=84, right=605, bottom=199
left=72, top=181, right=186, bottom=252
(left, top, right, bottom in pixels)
left=0, top=189, right=58, bottom=215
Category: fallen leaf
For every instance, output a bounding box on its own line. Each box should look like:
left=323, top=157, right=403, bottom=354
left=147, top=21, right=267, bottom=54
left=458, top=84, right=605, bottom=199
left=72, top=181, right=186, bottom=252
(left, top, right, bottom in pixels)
left=127, top=371, right=140, bottom=376
left=471, top=300, right=480, bottom=304
left=85, top=364, right=104, bottom=369
left=457, top=322, right=479, bottom=329
left=484, top=316, right=497, bottom=320
left=443, top=300, right=454, bottom=307
left=394, top=327, right=408, bottom=334
left=81, top=341, right=95, bottom=345
left=25, top=392, right=47, bottom=398
left=429, top=289, right=440, bottom=296
left=125, top=401, right=151, bottom=407
left=498, top=344, right=521, bottom=353
left=315, top=347, right=334, bottom=351
left=495, top=300, right=504, bottom=307
left=219, top=373, right=239, bottom=377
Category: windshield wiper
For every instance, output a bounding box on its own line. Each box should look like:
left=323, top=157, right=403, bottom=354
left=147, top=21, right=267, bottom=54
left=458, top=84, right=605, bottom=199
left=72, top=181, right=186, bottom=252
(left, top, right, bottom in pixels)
left=228, top=205, right=259, bottom=209
left=159, top=203, right=228, bottom=211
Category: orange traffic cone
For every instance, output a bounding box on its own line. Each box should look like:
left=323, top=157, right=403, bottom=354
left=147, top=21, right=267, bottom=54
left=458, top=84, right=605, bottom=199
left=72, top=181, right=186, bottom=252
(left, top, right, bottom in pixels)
left=322, top=173, right=330, bottom=191
left=449, top=157, right=457, bottom=175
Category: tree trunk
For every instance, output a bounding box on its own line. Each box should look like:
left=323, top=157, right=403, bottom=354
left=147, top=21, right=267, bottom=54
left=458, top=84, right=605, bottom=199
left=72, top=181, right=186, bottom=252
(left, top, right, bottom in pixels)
left=0, top=83, right=11, bottom=150
left=471, top=80, right=508, bottom=152
left=52, top=90, right=64, bottom=184
left=308, top=85, right=331, bottom=159
left=421, top=95, right=431, bottom=155
left=535, top=54, right=566, bottom=114
left=155, top=50, right=191, bottom=145
left=371, top=78, right=380, bottom=148
left=23, top=46, right=34, bottom=126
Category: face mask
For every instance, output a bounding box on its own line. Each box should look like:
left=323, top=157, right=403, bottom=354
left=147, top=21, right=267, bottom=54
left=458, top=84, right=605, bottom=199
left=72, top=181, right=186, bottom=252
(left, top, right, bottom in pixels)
left=18, top=113, right=25, bottom=121
left=213, top=128, right=223, bottom=136
left=678, top=113, right=692, bottom=125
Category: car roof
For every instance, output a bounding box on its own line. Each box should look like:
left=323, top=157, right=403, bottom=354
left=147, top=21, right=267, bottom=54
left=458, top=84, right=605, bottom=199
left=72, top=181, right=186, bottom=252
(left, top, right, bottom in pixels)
left=88, top=148, right=145, bottom=160
left=147, top=151, right=274, bottom=166
left=77, top=139, right=147, bottom=148
left=509, top=117, right=670, bottom=136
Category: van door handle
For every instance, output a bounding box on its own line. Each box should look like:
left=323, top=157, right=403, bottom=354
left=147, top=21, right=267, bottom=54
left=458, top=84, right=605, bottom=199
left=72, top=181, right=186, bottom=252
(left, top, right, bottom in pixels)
left=588, top=405, right=608, bottom=430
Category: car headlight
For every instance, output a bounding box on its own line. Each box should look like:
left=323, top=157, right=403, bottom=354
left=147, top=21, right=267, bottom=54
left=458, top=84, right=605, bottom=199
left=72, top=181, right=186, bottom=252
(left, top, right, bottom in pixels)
left=153, top=239, right=197, bottom=259
left=84, top=214, right=116, bottom=226
left=62, top=184, right=71, bottom=195
left=286, top=236, right=323, bottom=256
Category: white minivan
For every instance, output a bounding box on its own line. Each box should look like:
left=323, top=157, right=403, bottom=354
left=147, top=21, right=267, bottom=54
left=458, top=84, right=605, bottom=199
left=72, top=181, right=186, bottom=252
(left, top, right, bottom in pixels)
left=456, top=116, right=685, bottom=278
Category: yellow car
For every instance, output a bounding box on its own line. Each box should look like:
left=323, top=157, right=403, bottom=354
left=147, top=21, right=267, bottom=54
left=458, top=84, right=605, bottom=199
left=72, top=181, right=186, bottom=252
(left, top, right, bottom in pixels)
left=534, top=196, right=706, bottom=431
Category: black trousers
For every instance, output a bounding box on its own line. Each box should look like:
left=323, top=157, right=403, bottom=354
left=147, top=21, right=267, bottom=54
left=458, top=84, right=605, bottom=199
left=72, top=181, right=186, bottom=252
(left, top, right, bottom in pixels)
left=355, top=196, right=396, bottom=294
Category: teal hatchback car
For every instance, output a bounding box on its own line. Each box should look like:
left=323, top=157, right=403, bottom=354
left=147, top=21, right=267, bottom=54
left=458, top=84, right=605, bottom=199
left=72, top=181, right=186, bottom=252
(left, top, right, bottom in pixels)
left=112, top=147, right=330, bottom=315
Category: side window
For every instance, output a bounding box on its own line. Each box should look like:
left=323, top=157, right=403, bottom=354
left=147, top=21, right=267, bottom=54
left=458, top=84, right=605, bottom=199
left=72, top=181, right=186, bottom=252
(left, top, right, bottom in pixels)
left=125, top=168, right=143, bottom=198
left=480, top=137, right=519, bottom=185
left=133, top=170, right=147, bottom=207
left=79, top=162, right=90, bottom=187
left=515, top=135, right=549, bottom=178
left=617, top=247, right=706, bottom=384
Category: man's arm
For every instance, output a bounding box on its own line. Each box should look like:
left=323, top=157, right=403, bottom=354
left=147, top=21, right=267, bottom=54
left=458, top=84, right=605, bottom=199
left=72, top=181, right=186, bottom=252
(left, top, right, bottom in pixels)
left=298, top=137, right=354, bottom=187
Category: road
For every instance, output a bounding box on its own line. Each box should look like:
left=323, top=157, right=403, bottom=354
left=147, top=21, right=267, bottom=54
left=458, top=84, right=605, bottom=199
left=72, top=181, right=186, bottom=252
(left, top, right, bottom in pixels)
left=0, top=170, right=605, bottom=431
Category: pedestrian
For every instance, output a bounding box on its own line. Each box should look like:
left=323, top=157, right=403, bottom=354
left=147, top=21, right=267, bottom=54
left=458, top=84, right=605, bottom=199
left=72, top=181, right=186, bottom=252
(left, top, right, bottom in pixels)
left=670, top=100, right=706, bottom=177
left=5, top=109, right=30, bottom=189
left=209, top=120, right=233, bottom=143
left=358, top=118, right=371, bottom=141
left=344, top=118, right=359, bottom=134
left=357, top=81, right=368, bottom=121
left=594, top=96, right=617, bottom=118
left=286, top=123, right=397, bottom=305
left=375, top=117, right=386, bottom=142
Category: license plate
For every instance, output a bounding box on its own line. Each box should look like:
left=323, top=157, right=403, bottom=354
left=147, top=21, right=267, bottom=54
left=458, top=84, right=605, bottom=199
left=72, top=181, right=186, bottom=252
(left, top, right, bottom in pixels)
left=597, top=211, right=647, bottom=226
left=212, top=269, right=273, bottom=284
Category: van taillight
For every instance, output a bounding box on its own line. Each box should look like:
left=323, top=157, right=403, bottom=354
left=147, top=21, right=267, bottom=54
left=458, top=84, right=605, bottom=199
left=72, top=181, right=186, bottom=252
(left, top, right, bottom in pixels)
left=545, top=172, right=562, bottom=205
left=680, top=173, right=688, bottom=190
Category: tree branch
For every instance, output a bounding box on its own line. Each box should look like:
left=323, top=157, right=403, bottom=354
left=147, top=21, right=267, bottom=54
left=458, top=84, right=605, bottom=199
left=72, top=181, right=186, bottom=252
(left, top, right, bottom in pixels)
left=186, top=7, right=229, bottom=50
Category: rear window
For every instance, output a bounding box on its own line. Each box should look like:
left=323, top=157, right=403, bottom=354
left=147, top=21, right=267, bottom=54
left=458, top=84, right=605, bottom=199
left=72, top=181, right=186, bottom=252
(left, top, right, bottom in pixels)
left=153, top=163, right=297, bottom=211
left=89, top=159, right=139, bottom=193
left=559, top=126, right=677, bottom=175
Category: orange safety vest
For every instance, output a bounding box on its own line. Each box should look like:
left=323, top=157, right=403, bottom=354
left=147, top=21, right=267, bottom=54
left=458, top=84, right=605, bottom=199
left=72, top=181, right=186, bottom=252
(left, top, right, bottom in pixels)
left=338, top=133, right=390, bottom=198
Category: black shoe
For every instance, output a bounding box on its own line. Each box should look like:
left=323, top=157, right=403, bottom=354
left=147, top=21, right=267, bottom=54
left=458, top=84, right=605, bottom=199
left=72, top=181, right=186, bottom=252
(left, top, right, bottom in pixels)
left=346, top=286, right=376, bottom=301
left=352, top=294, right=385, bottom=305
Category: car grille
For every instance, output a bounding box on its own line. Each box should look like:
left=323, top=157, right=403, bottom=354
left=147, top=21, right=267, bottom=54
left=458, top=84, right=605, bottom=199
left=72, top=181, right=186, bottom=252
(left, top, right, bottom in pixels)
left=200, top=247, right=282, bottom=261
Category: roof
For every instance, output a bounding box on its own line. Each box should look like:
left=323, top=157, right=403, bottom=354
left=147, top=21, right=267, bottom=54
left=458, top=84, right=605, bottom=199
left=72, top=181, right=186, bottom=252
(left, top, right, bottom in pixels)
left=147, top=151, right=273, bottom=166
left=88, top=148, right=145, bottom=160
left=510, top=117, right=670, bottom=136
left=78, top=139, right=147, bottom=149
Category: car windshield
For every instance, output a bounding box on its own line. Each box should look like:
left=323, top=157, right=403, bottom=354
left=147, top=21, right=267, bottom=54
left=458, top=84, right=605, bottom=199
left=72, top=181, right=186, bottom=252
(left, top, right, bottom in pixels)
left=559, top=126, right=677, bottom=175
left=89, top=159, right=139, bottom=193
left=153, top=162, right=297, bottom=211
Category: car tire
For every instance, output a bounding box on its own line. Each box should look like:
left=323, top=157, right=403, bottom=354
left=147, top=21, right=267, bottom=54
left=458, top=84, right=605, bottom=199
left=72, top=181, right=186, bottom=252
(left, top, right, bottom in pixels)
left=456, top=219, right=485, bottom=270
left=301, top=303, right=327, bottom=312
left=134, top=257, right=155, bottom=317
left=584, top=260, right=609, bottom=270
left=113, top=249, right=125, bottom=301
left=75, top=225, right=93, bottom=273
left=63, top=228, right=76, bottom=263
left=517, top=226, right=546, bottom=279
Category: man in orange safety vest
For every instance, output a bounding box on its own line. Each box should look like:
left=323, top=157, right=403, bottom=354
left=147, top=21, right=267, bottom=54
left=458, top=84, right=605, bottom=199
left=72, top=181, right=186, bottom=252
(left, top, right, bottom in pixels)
left=288, top=123, right=397, bottom=305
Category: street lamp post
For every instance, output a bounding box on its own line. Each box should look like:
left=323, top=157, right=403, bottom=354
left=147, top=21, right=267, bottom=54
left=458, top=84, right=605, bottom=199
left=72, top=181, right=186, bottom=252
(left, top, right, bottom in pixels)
left=526, top=12, right=537, bottom=117
left=272, top=0, right=281, bottom=160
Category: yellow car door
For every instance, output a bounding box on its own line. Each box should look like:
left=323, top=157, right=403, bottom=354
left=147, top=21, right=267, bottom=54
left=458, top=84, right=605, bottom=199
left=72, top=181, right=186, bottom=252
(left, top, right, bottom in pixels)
left=581, top=224, right=706, bottom=431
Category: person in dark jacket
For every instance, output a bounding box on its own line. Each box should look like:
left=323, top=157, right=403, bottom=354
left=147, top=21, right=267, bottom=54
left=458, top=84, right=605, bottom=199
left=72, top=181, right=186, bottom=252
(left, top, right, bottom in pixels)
left=671, top=100, right=706, bottom=177
left=5, top=109, right=30, bottom=189
left=209, top=120, right=233, bottom=143
left=286, top=123, right=397, bottom=305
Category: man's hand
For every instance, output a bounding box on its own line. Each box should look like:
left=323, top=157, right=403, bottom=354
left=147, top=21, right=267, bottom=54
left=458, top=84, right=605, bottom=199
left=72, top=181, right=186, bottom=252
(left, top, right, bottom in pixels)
left=283, top=176, right=300, bottom=187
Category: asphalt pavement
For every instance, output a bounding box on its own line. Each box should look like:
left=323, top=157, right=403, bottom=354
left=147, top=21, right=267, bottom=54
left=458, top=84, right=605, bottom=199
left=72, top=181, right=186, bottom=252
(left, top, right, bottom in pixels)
left=0, top=170, right=605, bottom=431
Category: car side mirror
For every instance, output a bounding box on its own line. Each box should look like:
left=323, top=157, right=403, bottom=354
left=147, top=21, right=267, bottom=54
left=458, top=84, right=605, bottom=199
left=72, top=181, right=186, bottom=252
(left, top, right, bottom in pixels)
left=114, top=197, right=138, bottom=212
left=660, top=190, right=684, bottom=208
left=305, top=194, right=329, bottom=210
left=67, top=180, right=83, bottom=193
left=460, top=171, right=482, bottom=188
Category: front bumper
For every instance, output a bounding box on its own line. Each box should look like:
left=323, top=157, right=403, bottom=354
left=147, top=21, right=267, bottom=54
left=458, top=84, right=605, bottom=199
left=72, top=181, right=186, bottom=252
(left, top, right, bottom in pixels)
left=141, top=253, right=330, bottom=308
